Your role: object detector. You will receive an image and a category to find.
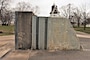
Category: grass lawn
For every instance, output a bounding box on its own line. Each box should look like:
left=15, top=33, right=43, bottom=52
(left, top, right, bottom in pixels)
left=0, top=25, right=14, bottom=36
left=0, top=25, right=90, bottom=36
left=74, top=27, right=90, bottom=34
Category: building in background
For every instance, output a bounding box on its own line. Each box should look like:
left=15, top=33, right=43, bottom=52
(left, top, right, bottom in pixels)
left=50, top=3, right=60, bottom=17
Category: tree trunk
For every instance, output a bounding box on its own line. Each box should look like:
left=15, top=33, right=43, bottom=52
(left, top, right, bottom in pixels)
left=84, top=20, right=86, bottom=30
left=77, top=19, right=80, bottom=27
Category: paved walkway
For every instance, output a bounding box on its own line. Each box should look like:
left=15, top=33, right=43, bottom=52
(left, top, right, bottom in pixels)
left=76, top=31, right=90, bottom=38
left=0, top=35, right=15, bottom=59
left=0, top=35, right=14, bottom=40
left=0, top=31, right=90, bottom=60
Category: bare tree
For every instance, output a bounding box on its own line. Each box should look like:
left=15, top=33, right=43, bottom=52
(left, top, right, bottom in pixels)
left=60, top=4, right=75, bottom=19
left=15, top=2, right=40, bottom=15
left=60, top=3, right=81, bottom=27
left=0, top=0, right=11, bottom=25
left=5, top=10, right=13, bottom=25
left=32, top=6, right=40, bottom=15
left=16, top=2, right=32, bottom=11
left=73, top=8, right=82, bottom=27
left=80, top=4, right=88, bottom=30
left=60, top=5, right=69, bottom=18
left=60, top=3, right=90, bottom=28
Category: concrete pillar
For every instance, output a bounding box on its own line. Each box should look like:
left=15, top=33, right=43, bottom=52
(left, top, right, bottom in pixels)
left=15, top=11, right=34, bottom=49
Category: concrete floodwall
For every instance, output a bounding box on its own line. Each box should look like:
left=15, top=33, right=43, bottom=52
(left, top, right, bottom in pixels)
left=15, top=12, right=80, bottom=50
left=15, top=11, right=33, bottom=49
left=47, top=17, right=80, bottom=50
left=32, top=16, right=80, bottom=50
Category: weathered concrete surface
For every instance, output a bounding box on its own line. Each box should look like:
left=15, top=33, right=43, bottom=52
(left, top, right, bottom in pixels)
left=15, top=13, right=80, bottom=50
left=15, top=12, right=33, bottom=49
left=47, top=17, right=80, bottom=50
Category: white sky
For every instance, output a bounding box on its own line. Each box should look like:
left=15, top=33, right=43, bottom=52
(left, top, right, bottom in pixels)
left=11, top=0, right=90, bottom=16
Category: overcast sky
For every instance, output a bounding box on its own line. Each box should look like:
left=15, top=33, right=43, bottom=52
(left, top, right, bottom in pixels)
left=11, top=0, right=90, bottom=16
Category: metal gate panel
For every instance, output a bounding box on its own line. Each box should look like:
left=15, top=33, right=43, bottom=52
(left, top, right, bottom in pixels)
left=38, top=17, right=45, bottom=49
left=32, top=16, right=37, bottom=49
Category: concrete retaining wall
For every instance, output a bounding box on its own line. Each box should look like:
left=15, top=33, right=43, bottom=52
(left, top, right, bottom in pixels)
left=15, top=12, right=80, bottom=50
left=32, top=17, right=80, bottom=50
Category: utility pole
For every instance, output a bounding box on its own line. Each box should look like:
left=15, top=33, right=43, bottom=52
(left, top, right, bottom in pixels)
left=84, top=12, right=86, bottom=30
left=83, top=3, right=86, bottom=30
left=68, top=3, right=71, bottom=22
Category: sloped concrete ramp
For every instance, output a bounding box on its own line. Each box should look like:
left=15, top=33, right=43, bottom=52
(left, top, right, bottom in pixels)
left=47, top=17, right=80, bottom=50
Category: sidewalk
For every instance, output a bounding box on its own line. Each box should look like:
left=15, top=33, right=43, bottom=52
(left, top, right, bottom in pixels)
left=1, top=32, right=90, bottom=60
left=76, top=31, right=90, bottom=38
left=0, top=35, right=14, bottom=40
left=0, top=35, right=14, bottom=59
